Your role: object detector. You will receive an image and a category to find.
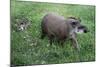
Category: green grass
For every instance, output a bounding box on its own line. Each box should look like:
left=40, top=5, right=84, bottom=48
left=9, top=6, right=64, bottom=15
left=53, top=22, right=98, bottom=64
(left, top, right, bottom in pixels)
left=11, top=1, right=95, bottom=66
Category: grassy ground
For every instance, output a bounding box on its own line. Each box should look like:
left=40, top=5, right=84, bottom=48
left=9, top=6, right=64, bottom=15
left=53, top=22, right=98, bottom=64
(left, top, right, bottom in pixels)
left=11, top=1, right=95, bottom=66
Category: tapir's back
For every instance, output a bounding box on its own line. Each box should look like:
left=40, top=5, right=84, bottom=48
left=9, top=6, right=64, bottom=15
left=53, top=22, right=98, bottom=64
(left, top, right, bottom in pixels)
left=42, top=13, right=70, bottom=39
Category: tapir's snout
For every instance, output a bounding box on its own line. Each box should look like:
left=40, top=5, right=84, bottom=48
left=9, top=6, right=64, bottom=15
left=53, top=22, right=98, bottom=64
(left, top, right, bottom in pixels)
left=77, top=25, right=88, bottom=33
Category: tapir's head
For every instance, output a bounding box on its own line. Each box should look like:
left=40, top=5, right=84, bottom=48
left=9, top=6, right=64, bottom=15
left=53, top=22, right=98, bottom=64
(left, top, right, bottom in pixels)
left=67, top=17, right=88, bottom=33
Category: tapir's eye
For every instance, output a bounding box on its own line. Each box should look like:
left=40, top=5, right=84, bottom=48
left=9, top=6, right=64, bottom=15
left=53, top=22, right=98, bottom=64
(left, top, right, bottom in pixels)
left=71, top=22, right=77, bottom=25
left=20, top=22, right=24, bottom=25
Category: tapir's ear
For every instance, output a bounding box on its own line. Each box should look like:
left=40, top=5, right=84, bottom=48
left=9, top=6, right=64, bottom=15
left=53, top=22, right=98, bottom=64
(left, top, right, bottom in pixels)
left=78, top=18, right=81, bottom=22
left=67, top=17, right=77, bottom=19
left=67, top=16, right=81, bottom=22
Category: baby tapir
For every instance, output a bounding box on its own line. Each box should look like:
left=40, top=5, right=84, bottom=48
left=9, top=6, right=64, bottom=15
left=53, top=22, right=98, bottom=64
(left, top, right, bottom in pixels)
left=41, top=13, right=88, bottom=51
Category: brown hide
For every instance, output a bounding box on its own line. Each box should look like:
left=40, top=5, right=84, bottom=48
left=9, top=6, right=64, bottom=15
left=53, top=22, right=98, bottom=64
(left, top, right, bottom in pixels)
left=41, top=13, right=71, bottom=41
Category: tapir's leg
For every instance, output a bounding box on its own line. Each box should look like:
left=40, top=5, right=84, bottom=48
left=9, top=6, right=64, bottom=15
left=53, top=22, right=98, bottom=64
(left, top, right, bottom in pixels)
left=71, top=33, right=80, bottom=51
left=41, top=27, right=47, bottom=39
left=41, top=32, right=46, bottom=39
left=48, top=34, right=54, bottom=45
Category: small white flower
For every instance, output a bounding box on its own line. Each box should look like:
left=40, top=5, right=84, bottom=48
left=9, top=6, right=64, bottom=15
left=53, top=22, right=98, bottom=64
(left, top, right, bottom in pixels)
left=47, top=44, right=50, bottom=47
left=41, top=61, right=46, bottom=64
left=23, top=36, right=26, bottom=39
left=30, top=43, right=34, bottom=46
